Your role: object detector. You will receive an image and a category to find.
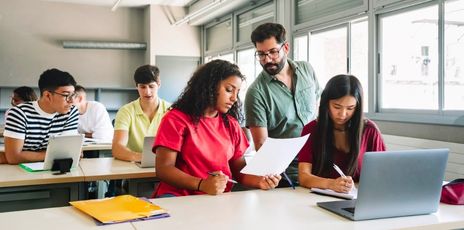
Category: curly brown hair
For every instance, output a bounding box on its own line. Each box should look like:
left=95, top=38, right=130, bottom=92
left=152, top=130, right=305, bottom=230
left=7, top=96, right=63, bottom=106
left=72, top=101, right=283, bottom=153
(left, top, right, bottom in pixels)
left=172, top=59, right=245, bottom=127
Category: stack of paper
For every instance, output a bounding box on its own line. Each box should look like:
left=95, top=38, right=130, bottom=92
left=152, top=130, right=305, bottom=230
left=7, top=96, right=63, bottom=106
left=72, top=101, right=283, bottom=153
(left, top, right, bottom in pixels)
left=310, top=187, right=358, bottom=200
left=70, top=195, right=169, bottom=225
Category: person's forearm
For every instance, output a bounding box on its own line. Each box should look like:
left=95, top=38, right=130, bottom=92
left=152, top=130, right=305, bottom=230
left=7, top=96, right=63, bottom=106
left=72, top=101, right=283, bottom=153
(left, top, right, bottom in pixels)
left=5, top=151, right=46, bottom=164
left=112, top=144, right=141, bottom=162
left=156, top=165, right=201, bottom=191
left=299, top=173, right=332, bottom=189
left=238, top=173, right=263, bottom=188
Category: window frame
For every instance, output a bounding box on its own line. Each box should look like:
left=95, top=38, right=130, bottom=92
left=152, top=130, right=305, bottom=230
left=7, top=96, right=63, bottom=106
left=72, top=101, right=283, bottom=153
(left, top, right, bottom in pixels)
left=369, top=0, right=464, bottom=126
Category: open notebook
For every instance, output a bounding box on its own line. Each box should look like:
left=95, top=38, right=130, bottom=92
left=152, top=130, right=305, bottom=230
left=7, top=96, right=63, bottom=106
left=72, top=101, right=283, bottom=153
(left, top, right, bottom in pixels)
left=311, top=187, right=358, bottom=200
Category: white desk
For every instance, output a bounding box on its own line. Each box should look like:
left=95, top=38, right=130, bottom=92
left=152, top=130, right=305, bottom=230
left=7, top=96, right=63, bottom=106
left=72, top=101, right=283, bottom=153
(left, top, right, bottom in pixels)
left=0, top=164, right=85, bottom=212
left=0, top=158, right=157, bottom=212
left=132, top=187, right=464, bottom=230
left=82, top=143, right=112, bottom=151
left=0, top=187, right=462, bottom=229
left=79, top=158, right=155, bottom=181
left=0, top=206, right=134, bottom=230
left=79, top=158, right=158, bottom=198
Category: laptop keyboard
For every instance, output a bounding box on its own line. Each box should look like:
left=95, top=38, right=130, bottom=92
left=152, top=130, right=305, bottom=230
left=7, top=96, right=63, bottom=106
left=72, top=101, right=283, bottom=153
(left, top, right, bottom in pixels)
left=343, top=207, right=356, bottom=214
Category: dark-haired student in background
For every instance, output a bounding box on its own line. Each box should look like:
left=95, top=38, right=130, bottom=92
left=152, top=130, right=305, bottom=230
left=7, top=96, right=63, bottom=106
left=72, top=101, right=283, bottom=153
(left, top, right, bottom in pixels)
left=153, top=60, right=281, bottom=197
left=298, top=74, right=386, bottom=193
left=112, top=65, right=170, bottom=162
left=10, top=86, right=38, bottom=106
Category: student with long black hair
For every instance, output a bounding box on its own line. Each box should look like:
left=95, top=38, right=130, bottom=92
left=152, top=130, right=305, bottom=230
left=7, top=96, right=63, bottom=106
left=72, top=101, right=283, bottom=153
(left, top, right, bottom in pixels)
left=298, top=74, right=386, bottom=193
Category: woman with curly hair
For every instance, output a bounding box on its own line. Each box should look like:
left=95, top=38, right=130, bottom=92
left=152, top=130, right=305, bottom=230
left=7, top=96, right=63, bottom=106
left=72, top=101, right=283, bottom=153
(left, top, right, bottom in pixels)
left=153, top=60, right=281, bottom=197
left=298, top=74, right=386, bottom=193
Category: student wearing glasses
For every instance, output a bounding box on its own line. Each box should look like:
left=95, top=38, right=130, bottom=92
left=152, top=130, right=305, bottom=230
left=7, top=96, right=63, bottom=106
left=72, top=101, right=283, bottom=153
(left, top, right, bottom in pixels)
left=245, top=22, right=321, bottom=187
left=112, top=65, right=170, bottom=162
left=153, top=60, right=281, bottom=197
left=2, top=68, right=79, bottom=164
left=298, top=75, right=386, bottom=193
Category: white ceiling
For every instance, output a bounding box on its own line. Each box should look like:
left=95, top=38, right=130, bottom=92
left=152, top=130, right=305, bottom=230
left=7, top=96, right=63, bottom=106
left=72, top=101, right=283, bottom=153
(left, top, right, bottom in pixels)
left=43, top=0, right=194, bottom=7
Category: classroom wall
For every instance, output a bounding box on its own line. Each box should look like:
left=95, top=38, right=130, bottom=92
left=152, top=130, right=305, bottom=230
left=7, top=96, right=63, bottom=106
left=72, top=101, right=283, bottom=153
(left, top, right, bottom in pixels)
left=147, top=5, right=201, bottom=64
left=376, top=121, right=464, bottom=144
left=0, top=0, right=201, bottom=88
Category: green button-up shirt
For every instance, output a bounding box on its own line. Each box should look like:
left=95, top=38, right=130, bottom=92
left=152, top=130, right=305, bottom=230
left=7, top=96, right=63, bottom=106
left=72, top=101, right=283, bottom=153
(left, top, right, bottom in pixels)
left=245, top=59, right=321, bottom=138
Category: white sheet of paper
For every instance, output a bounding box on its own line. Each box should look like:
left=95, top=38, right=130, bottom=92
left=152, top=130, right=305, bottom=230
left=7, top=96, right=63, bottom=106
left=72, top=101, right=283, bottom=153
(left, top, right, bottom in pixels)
left=240, top=134, right=310, bottom=176
left=310, top=187, right=358, bottom=200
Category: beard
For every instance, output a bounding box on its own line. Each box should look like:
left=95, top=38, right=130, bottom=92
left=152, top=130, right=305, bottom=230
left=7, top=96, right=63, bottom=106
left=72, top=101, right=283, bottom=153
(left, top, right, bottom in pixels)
left=262, top=56, right=287, bottom=76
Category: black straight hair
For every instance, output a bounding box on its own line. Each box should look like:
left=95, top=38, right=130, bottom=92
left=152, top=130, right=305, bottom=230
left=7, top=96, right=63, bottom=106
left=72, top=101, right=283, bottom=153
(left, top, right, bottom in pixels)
left=312, top=74, right=364, bottom=177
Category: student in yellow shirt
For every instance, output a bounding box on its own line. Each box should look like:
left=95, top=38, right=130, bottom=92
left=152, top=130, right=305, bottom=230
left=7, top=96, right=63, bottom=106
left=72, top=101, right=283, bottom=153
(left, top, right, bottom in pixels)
left=112, top=65, right=171, bottom=162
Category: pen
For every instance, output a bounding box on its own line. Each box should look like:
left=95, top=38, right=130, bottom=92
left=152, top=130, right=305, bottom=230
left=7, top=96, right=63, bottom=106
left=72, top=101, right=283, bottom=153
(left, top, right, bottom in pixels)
left=207, top=172, right=238, bottom=184
left=282, top=172, right=295, bottom=189
left=333, top=164, right=346, bottom=178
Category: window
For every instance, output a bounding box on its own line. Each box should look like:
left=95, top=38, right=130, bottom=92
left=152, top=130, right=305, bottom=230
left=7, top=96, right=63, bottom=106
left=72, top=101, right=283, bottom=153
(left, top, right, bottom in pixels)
left=205, top=19, right=232, bottom=52
left=294, top=18, right=368, bottom=112
left=350, top=19, right=369, bottom=112
left=237, top=48, right=261, bottom=100
left=309, top=26, right=348, bottom=87
left=379, top=5, right=439, bottom=110
left=237, top=3, right=274, bottom=44
left=204, top=53, right=234, bottom=63
left=444, top=0, right=464, bottom=110
left=293, top=35, right=308, bottom=62
left=295, top=0, right=367, bottom=27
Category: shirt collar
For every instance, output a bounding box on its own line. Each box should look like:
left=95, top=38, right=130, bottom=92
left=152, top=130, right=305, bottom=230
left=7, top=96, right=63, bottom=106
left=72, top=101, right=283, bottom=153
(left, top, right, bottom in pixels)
left=262, top=59, right=299, bottom=83
left=135, top=98, right=160, bottom=115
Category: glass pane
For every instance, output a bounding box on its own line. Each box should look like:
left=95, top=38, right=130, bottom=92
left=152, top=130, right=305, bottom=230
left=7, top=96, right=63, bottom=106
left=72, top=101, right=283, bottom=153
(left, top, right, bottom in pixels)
left=294, top=35, right=308, bottom=62
left=237, top=3, right=274, bottom=43
left=237, top=48, right=260, bottom=101
left=350, top=18, right=369, bottom=112
left=444, top=0, right=464, bottom=110
left=206, top=53, right=234, bottom=63
left=380, top=5, right=438, bottom=110
left=295, top=0, right=364, bottom=25
left=309, top=27, right=347, bottom=88
left=204, top=56, right=213, bottom=63
left=206, top=20, right=232, bottom=52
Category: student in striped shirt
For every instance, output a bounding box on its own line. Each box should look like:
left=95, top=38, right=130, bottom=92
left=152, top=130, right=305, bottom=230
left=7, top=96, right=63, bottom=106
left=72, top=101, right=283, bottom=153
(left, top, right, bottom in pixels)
left=2, top=68, right=79, bottom=164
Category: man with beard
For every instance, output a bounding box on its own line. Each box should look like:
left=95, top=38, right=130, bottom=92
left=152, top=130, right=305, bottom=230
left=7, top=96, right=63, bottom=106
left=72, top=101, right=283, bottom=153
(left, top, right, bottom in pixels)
left=245, top=23, right=321, bottom=187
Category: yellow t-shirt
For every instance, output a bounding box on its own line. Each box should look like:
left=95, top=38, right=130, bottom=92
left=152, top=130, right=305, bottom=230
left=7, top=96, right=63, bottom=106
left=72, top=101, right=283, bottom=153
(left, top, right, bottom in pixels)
left=114, top=98, right=171, bottom=153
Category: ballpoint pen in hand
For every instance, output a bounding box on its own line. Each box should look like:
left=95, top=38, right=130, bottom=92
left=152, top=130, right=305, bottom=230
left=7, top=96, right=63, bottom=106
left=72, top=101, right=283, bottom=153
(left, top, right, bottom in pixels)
left=333, top=164, right=356, bottom=192
left=207, top=172, right=238, bottom=184
left=282, top=172, right=295, bottom=189
left=333, top=164, right=346, bottom=178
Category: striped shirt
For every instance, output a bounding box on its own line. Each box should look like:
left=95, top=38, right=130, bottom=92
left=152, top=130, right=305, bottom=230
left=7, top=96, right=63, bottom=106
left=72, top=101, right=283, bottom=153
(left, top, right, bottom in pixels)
left=3, top=101, right=79, bottom=151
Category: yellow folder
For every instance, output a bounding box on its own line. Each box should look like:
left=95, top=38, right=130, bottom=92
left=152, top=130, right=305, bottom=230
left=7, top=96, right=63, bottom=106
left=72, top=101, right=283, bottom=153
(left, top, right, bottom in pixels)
left=70, top=195, right=167, bottom=224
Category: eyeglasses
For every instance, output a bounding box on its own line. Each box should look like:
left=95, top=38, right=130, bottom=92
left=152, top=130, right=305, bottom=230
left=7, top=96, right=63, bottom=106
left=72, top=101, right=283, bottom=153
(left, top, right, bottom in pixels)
left=51, top=91, right=77, bottom=102
left=254, top=42, right=286, bottom=61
